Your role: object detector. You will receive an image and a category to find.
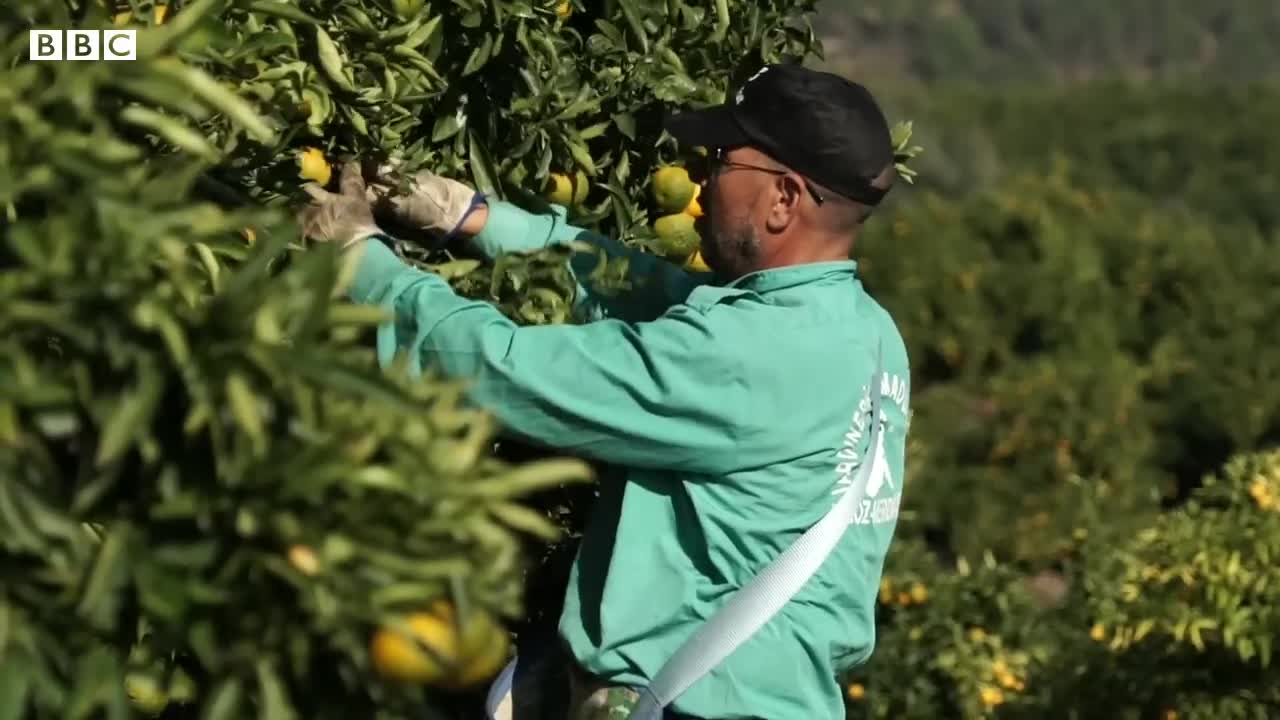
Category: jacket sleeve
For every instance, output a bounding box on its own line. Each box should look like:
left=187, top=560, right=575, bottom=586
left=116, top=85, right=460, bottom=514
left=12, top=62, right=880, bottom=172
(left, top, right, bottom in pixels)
left=470, top=200, right=712, bottom=324
left=349, top=240, right=757, bottom=473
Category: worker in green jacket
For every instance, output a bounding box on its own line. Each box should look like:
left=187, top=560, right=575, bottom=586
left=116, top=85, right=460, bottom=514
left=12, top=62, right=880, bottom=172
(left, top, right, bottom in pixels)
left=299, top=64, right=912, bottom=720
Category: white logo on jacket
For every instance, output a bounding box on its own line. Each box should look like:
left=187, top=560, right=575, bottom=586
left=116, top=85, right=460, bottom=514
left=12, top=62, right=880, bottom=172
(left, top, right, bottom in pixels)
left=831, top=371, right=908, bottom=526
left=735, top=66, right=770, bottom=105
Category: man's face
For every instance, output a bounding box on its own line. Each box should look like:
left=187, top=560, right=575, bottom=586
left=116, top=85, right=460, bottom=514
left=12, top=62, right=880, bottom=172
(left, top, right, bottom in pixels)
left=695, top=146, right=781, bottom=278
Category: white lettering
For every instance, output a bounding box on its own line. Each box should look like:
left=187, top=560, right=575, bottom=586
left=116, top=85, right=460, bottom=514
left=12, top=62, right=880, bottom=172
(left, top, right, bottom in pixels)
left=829, top=372, right=909, bottom=521
left=30, top=30, right=61, bottom=60
left=67, top=30, right=98, bottom=60
left=104, top=30, right=137, bottom=61
left=27, top=30, right=135, bottom=62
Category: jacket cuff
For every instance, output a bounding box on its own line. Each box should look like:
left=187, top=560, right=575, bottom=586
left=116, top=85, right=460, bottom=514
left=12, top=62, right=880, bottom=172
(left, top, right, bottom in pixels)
left=470, top=199, right=567, bottom=257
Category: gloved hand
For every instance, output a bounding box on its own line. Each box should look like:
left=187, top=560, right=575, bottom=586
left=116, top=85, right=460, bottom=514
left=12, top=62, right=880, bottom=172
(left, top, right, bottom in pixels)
left=366, top=164, right=483, bottom=237
left=297, top=160, right=383, bottom=249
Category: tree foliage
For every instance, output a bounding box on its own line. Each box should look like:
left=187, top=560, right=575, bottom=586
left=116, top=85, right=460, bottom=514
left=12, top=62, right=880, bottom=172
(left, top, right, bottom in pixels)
left=874, top=82, right=1280, bottom=235
left=0, top=0, right=834, bottom=718
left=856, top=169, right=1280, bottom=567
left=847, top=449, right=1280, bottom=720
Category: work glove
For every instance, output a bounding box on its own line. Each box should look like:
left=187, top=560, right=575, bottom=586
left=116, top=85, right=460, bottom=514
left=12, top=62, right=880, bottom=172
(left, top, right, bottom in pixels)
left=366, top=163, right=484, bottom=237
left=297, top=160, right=383, bottom=249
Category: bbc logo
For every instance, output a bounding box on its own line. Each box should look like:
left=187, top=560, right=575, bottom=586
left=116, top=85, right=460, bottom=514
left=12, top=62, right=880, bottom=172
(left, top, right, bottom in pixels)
left=30, top=30, right=137, bottom=61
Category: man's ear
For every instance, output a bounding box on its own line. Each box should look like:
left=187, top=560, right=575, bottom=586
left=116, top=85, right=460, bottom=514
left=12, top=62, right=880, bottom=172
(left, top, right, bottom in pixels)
left=765, top=173, right=804, bottom=232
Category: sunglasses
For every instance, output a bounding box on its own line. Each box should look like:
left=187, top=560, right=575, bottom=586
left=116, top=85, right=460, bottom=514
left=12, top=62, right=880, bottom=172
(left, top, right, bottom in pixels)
left=689, top=147, right=826, bottom=206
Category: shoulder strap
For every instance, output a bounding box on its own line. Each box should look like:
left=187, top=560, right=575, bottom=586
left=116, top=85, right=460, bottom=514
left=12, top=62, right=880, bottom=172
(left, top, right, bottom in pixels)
left=628, top=342, right=886, bottom=719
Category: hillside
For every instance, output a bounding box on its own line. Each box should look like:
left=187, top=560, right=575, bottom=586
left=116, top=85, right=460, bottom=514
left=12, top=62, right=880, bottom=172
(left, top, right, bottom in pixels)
left=814, top=0, right=1280, bottom=88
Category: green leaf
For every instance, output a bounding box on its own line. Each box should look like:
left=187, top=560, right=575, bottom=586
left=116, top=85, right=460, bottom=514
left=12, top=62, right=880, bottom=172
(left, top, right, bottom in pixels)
left=613, top=112, right=637, bottom=140
left=120, top=106, right=219, bottom=161
left=594, top=19, right=626, bottom=48
left=151, top=60, right=277, bottom=143
left=282, top=351, right=419, bottom=412
left=712, top=0, right=730, bottom=42
left=565, top=135, right=597, bottom=176
left=617, top=0, right=649, bottom=54
left=95, top=368, right=165, bottom=467
left=76, top=524, right=130, bottom=631
left=65, top=647, right=125, bottom=720
left=225, top=371, right=265, bottom=452
left=245, top=0, right=323, bottom=24
left=578, top=121, right=612, bottom=140
left=461, top=33, right=496, bottom=76
left=313, top=26, right=355, bottom=92
left=0, top=479, right=45, bottom=553
left=431, top=111, right=464, bottom=143
left=229, top=32, right=296, bottom=59
left=468, top=130, right=502, bottom=197
left=403, top=15, right=443, bottom=49
left=459, top=458, right=594, bottom=498
left=255, top=660, right=296, bottom=720
left=202, top=678, right=243, bottom=720
left=489, top=501, right=562, bottom=541
left=135, top=0, right=230, bottom=59
left=0, top=652, right=29, bottom=720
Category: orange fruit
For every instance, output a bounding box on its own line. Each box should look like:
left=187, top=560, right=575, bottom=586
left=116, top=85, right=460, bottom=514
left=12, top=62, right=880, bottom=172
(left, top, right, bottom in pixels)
left=297, top=147, right=331, bottom=186
left=683, top=184, right=703, bottom=217
left=651, top=166, right=696, bottom=214
left=653, top=213, right=700, bottom=259
left=369, top=601, right=510, bottom=688
left=683, top=250, right=710, bottom=273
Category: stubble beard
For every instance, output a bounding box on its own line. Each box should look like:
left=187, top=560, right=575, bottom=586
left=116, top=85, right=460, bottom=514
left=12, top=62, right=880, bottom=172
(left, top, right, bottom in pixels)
left=704, top=218, right=761, bottom=279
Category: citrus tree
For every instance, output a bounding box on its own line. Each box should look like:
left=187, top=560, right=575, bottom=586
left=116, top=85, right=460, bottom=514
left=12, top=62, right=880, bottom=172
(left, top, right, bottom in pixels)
left=1, top=2, right=607, bottom=718
left=844, top=447, right=1280, bottom=720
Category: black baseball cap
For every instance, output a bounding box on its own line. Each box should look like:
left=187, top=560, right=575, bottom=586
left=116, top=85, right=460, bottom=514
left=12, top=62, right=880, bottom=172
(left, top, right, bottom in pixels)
left=664, top=64, right=895, bottom=206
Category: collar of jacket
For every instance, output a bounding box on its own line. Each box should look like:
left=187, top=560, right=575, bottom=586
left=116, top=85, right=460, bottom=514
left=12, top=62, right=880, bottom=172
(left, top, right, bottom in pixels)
left=723, top=259, right=860, bottom=294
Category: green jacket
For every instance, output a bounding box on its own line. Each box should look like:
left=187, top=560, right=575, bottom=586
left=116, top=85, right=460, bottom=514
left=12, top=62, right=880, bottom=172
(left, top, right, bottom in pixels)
left=349, top=201, right=913, bottom=720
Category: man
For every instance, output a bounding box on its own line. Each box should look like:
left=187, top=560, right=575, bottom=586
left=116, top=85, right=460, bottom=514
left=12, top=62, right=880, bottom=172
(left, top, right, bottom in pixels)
left=301, top=64, right=912, bottom=719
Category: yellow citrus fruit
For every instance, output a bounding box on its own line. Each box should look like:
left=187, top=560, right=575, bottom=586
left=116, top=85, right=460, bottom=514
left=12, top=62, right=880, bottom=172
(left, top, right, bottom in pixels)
left=683, top=183, right=703, bottom=218
left=545, top=170, right=589, bottom=207
left=297, top=147, right=331, bottom=186
left=651, top=166, right=696, bottom=214
left=846, top=683, right=865, bottom=701
left=392, top=0, right=425, bottom=18
left=287, top=544, right=319, bottom=576
left=113, top=4, right=166, bottom=25
left=452, top=613, right=510, bottom=688
left=909, top=582, right=928, bottom=604
left=556, top=1, right=572, bottom=19
left=370, top=611, right=456, bottom=684
left=125, top=673, right=169, bottom=717
left=979, top=686, right=1005, bottom=707
left=683, top=250, right=710, bottom=273
left=369, top=601, right=510, bottom=689
left=653, top=213, right=700, bottom=259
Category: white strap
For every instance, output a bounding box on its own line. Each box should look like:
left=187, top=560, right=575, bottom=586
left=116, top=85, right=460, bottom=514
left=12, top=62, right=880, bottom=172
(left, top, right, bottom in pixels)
left=629, top=344, right=885, bottom=719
